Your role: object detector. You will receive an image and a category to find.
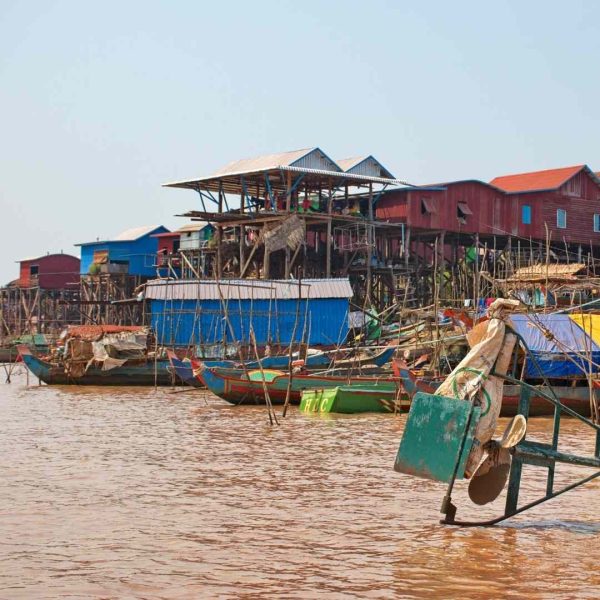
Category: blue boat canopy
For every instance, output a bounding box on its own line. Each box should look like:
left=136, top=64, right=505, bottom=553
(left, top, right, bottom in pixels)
left=509, top=314, right=600, bottom=378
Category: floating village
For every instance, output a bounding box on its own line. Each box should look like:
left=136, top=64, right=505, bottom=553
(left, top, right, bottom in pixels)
left=3, top=147, right=600, bottom=523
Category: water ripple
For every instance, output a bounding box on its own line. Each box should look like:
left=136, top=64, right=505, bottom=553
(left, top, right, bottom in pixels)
left=0, top=372, right=598, bottom=598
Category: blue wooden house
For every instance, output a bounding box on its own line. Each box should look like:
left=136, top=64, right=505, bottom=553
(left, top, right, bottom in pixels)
left=76, top=225, right=169, bottom=277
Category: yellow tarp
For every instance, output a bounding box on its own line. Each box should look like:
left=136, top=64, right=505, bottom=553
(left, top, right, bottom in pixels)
left=569, top=314, right=600, bottom=347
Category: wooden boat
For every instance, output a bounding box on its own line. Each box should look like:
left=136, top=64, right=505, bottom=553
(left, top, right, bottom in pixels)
left=166, top=350, right=233, bottom=388
left=501, top=384, right=593, bottom=417
left=301, top=385, right=409, bottom=414
left=201, top=352, right=595, bottom=416
left=18, top=346, right=173, bottom=386
left=198, top=363, right=399, bottom=405
left=304, top=379, right=594, bottom=417
left=169, top=345, right=395, bottom=388
left=392, top=359, right=594, bottom=417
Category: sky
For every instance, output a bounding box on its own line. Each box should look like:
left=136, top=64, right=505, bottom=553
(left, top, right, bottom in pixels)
left=1, top=0, right=599, bottom=284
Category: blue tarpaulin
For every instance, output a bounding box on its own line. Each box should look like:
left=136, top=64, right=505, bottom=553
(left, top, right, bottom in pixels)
left=509, top=314, right=600, bottom=378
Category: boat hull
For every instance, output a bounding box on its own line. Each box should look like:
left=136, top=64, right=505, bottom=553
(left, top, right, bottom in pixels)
left=502, top=385, right=592, bottom=417
left=202, top=365, right=595, bottom=417
left=20, top=352, right=173, bottom=386
left=200, top=366, right=398, bottom=405
left=301, top=386, right=409, bottom=414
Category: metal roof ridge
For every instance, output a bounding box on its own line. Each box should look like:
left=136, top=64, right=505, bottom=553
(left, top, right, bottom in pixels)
left=279, top=165, right=414, bottom=187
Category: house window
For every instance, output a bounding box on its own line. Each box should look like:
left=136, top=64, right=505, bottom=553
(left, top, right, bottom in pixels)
left=29, top=265, right=39, bottom=276
left=594, top=214, right=600, bottom=233
left=565, top=176, right=581, bottom=197
left=456, top=202, right=472, bottom=225
left=457, top=202, right=472, bottom=219
left=93, top=249, right=109, bottom=264
left=557, top=209, right=567, bottom=229
left=421, top=197, right=436, bottom=215
left=522, top=205, right=531, bottom=225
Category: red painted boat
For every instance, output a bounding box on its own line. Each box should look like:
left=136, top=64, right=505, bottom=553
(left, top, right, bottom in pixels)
left=198, top=364, right=399, bottom=405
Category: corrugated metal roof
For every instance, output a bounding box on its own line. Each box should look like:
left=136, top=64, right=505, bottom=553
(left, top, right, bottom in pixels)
left=177, top=222, right=210, bottom=233
left=113, top=225, right=164, bottom=241
left=17, top=253, right=79, bottom=263
left=337, top=155, right=395, bottom=179
left=152, top=223, right=210, bottom=238
left=145, top=278, right=353, bottom=301
left=210, top=147, right=341, bottom=178
left=279, top=165, right=411, bottom=187
left=490, top=165, right=585, bottom=193
left=76, top=225, right=168, bottom=246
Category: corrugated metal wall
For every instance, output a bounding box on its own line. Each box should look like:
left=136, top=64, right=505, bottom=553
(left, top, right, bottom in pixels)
left=79, top=232, right=165, bottom=276
left=150, top=298, right=349, bottom=347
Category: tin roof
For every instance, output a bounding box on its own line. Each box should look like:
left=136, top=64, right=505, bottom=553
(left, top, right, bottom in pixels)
left=76, top=225, right=168, bottom=246
left=490, top=165, right=585, bottom=193
left=163, top=147, right=412, bottom=194
left=336, top=155, right=395, bottom=179
left=177, top=222, right=211, bottom=232
left=152, top=222, right=210, bottom=238
left=113, top=225, right=165, bottom=241
left=17, top=252, right=80, bottom=263
left=211, top=147, right=341, bottom=177
left=145, top=278, right=353, bottom=301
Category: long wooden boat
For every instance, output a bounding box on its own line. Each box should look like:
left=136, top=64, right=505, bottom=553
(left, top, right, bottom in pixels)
left=166, top=350, right=233, bottom=388
left=168, top=345, right=395, bottom=389
left=18, top=346, right=173, bottom=386
left=501, top=384, right=593, bottom=417
left=199, top=364, right=398, bottom=405
left=392, top=360, right=594, bottom=417
left=201, top=360, right=595, bottom=417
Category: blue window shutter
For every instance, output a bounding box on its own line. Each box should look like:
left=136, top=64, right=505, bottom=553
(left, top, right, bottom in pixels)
left=522, top=205, right=531, bottom=225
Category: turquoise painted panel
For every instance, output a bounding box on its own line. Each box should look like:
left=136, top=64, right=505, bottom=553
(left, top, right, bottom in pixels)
left=394, top=392, right=481, bottom=483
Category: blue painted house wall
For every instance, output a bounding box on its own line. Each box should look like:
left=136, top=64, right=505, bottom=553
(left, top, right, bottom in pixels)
left=150, top=298, right=349, bottom=347
left=79, top=226, right=168, bottom=276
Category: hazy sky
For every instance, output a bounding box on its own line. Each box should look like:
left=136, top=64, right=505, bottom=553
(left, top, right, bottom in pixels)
left=1, top=0, right=598, bottom=284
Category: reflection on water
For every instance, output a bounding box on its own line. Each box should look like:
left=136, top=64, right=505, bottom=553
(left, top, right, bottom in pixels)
left=1, top=369, right=599, bottom=599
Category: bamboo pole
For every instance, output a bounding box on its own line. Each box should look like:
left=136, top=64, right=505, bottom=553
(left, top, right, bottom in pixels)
left=282, top=274, right=303, bottom=417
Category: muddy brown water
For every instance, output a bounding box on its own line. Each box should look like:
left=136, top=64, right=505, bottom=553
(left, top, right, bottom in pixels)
left=1, top=368, right=599, bottom=599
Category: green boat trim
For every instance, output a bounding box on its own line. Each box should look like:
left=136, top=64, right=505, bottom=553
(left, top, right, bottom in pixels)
left=301, top=384, right=409, bottom=414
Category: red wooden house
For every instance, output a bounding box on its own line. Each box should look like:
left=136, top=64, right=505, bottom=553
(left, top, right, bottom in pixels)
left=489, top=165, right=600, bottom=245
left=376, top=164, right=600, bottom=259
left=376, top=179, right=506, bottom=239
left=18, top=253, right=80, bottom=289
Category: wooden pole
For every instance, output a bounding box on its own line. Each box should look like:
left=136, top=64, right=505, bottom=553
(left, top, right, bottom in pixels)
left=326, top=179, right=333, bottom=278
left=366, top=182, right=374, bottom=302
left=216, top=225, right=222, bottom=279
left=262, top=223, right=270, bottom=279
